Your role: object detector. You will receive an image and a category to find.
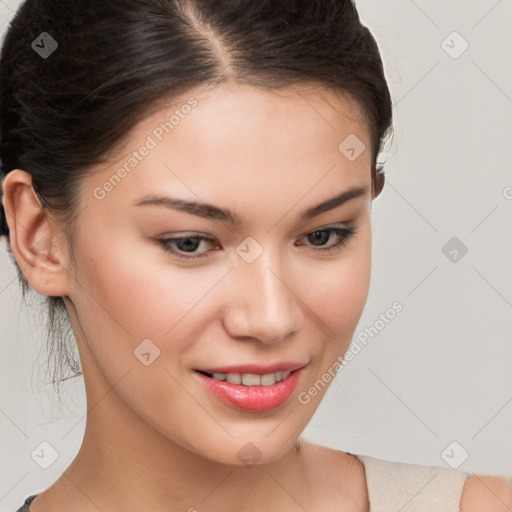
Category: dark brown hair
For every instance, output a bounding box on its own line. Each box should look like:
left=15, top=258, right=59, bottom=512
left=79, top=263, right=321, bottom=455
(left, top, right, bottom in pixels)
left=0, top=0, right=393, bottom=394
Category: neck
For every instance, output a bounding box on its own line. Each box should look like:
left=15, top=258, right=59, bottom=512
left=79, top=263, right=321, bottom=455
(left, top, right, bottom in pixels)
left=37, top=372, right=310, bottom=512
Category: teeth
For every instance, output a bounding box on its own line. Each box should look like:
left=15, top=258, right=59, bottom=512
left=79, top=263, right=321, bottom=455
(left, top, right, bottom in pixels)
left=208, top=370, right=291, bottom=386
left=260, top=373, right=276, bottom=386
left=226, top=373, right=242, bottom=384
left=242, top=373, right=261, bottom=386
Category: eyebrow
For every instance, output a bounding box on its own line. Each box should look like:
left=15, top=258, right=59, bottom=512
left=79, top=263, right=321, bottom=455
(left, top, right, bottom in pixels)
left=132, top=186, right=368, bottom=226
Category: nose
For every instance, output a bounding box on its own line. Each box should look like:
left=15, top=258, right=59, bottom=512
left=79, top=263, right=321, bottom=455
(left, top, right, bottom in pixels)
left=222, top=252, right=300, bottom=344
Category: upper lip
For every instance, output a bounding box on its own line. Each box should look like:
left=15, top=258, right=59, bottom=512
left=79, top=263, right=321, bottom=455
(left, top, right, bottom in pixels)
left=195, top=362, right=307, bottom=375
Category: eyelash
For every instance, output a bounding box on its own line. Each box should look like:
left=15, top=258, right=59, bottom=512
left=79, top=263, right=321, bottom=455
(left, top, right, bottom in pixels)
left=155, top=225, right=357, bottom=261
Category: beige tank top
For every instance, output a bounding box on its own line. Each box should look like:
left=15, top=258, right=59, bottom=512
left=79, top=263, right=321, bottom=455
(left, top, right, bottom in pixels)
left=350, top=452, right=471, bottom=512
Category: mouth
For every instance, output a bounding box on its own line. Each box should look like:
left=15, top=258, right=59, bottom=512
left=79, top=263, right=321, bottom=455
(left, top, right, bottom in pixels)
left=196, top=369, right=293, bottom=386
left=193, top=364, right=307, bottom=412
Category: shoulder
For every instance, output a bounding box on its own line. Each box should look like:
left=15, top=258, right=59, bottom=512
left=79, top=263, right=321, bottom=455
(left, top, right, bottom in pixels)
left=460, top=474, right=512, bottom=512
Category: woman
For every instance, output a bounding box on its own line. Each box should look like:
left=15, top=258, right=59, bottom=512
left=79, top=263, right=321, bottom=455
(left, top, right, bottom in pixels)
left=1, top=0, right=510, bottom=510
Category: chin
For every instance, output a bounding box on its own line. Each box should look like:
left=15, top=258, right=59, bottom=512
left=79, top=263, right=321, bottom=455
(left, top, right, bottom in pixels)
left=192, top=426, right=304, bottom=468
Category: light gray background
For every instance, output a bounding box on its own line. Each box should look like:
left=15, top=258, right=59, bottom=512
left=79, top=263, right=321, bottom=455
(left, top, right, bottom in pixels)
left=1, top=0, right=511, bottom=510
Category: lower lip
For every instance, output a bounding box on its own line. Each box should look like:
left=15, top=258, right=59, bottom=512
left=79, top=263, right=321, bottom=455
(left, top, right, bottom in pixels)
left=194, top=367, right=305, bottom=412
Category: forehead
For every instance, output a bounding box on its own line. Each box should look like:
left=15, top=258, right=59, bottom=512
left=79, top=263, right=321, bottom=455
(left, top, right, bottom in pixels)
left=114, top=80, right=370, bottom=161
left=84, top=81, right=372, bottom=222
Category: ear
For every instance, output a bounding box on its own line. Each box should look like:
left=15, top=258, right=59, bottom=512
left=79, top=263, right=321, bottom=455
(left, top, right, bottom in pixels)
left=372, top=167, right=385, bottom=199
left=1, top=169, right=72, bottom=297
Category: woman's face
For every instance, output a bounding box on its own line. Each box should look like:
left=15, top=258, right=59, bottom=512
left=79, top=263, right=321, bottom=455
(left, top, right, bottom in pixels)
left=63, top=82, right=375, bottom=465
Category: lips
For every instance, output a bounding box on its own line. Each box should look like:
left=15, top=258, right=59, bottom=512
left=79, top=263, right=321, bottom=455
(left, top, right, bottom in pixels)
left=193, top=363, right=307, bottom=412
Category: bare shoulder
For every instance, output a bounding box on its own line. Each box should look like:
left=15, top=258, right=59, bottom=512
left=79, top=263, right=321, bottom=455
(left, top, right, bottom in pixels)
left=299, top=440, right=369, bottom=512
left=460, top=473, right=512, bottom=512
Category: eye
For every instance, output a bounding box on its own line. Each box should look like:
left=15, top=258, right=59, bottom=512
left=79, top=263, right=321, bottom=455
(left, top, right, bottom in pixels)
left=155, top=225, right=357, bottom=260
left=156, top=234, right=218, bottom=260
left=296, top=226, right=357, bottom=254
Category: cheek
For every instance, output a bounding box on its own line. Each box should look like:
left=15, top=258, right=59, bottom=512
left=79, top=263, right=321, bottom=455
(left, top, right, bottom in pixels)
left=67, top=236, right=214, bottom=420
left=301, top=231, right=372, bottom=339
left=72, top=233, right=213, bottom=340
left=64, top=219, right=372, bottom=456
left=68, top=228, right=248, bottom=413
left=71, top=219, right=371, bottom=352
left=69, top=215, right=371, bottom=371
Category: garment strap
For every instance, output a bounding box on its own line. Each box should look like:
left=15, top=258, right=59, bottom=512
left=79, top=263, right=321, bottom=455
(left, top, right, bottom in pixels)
left=353, top=453, right=470, bottom=512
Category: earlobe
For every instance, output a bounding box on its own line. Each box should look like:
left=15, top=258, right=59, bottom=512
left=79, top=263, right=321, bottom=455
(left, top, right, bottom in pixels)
left=1, top=169, right=71, bottom=297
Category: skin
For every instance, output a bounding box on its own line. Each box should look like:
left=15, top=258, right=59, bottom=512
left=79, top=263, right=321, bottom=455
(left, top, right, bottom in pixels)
left=2, top=81, right=510, bottom=512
